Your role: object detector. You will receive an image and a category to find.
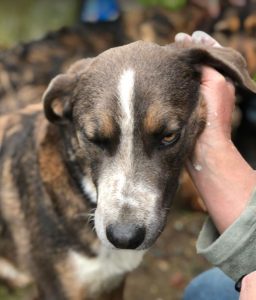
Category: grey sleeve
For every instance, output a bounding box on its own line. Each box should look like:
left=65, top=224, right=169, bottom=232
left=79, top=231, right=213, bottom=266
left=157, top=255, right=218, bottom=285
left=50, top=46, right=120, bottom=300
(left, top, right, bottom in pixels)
left=196, top=188, right=256, bottom=281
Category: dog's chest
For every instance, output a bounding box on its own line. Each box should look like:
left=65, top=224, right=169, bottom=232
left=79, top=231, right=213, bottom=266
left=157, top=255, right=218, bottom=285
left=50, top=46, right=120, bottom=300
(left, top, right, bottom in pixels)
left=68, top=247, right=144, bottom=295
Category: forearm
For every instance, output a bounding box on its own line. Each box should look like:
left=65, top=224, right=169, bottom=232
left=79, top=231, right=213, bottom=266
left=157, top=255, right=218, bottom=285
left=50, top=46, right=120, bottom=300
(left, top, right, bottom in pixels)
left=187, top=139, right=256, bottom=233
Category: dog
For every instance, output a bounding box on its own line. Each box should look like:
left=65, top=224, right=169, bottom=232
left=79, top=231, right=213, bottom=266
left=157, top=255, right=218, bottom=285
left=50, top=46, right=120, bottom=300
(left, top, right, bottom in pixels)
left=0, top=40, right=256, bottom=300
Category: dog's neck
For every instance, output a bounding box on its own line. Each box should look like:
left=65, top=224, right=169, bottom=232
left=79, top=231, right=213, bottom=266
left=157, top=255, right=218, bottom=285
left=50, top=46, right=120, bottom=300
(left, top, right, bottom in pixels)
left=36, top=118, right=98, bottom=255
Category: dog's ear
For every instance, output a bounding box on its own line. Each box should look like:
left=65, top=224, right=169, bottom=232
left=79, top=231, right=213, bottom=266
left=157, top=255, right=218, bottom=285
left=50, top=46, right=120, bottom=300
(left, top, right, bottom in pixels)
left=43, top=58, right=94, bottom=124
left=43, top=73, right=77, bottom=124
left=182, top=46, right=256, bottom=93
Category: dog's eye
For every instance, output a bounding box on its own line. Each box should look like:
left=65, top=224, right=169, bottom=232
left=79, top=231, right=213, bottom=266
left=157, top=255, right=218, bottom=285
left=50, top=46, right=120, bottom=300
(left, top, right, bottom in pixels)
left=91, top=138, right=110, bottom=150
left=160, top=132, right=181, bottom=147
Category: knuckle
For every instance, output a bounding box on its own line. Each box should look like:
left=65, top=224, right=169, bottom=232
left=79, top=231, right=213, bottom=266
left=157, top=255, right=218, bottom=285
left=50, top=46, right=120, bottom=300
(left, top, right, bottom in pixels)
left=215, top=73, right=226, bottom=84
left=227, top=84, right=235, bottom=97
left=215, top=75, right=234, bottom=93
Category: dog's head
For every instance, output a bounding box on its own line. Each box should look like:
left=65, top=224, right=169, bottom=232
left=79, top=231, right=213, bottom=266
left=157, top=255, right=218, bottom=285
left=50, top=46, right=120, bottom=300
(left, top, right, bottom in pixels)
left=43, top=41, right=256, bottom=250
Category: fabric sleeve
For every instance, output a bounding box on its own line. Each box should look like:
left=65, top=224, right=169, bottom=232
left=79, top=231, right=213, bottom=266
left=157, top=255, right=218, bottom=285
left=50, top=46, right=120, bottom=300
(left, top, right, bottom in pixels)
left=196, top=188, right=256, bottom=281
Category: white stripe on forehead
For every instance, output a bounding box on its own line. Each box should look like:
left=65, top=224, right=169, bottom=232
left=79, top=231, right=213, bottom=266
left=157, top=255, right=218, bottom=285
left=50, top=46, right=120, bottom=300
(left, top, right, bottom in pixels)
left=118, top=68, right=135, bottom=164
left=118, top=69, right=135, bottom=124
left=115, top=68, right=135, bottom=196
left=97, top=69, right=135, bottom=208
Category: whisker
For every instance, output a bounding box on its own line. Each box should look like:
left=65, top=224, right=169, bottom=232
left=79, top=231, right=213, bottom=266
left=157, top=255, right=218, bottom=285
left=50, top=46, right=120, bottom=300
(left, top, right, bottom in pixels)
left=75, top=207, right=96, bottom=219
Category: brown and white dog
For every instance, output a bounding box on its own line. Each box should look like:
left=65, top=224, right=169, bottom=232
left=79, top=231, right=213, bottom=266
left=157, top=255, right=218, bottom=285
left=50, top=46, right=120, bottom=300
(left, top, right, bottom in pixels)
left=0, top=41, right=256, bottom=300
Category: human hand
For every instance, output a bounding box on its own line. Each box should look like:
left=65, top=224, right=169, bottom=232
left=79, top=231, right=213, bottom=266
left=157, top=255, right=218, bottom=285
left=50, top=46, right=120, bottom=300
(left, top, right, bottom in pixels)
left=175, top=31, right=235, bottom=166
left=175, top=31, right=256, bottom=233
left=240, top=272, right=256, bottom=300
left=196, top=67, right=235, bottom=153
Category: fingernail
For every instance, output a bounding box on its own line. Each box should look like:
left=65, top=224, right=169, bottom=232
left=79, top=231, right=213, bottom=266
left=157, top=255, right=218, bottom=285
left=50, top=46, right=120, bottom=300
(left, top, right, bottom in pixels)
left=175, top=32, right=190, bottom=43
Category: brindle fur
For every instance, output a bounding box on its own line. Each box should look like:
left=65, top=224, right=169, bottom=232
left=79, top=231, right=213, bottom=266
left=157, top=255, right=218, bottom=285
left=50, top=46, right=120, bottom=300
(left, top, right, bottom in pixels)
left=0, top=41, right=256, bottom=300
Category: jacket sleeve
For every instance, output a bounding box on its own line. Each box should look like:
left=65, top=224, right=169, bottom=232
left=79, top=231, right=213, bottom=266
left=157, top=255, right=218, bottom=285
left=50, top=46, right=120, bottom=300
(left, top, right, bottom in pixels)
left=196, top=188, right=256, bottom=282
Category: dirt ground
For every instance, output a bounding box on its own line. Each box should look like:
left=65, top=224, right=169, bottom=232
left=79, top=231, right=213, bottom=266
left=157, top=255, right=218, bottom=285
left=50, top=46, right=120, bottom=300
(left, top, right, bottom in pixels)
left=0, top=2, right=255, bottom=299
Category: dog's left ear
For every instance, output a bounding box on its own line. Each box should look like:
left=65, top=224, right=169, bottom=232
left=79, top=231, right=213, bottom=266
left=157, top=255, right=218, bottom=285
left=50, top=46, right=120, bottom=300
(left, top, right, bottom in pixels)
left=43, top=58, right=94, bottom=124
left=180, top=46, right=256, bottom=93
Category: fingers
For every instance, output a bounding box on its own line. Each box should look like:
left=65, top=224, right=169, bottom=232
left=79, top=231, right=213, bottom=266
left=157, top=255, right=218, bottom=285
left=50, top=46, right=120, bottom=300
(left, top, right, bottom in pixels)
left=174, top=32, right=192, bottom=47
left=225, top=78, right=236, bottom=95
left=175, top=32, right=233, bottom=93
left=240, top=272, right=256, bottom=300
left=191, top=31, right=222, bottom=48
left=174, top=31, right=221, bottom=48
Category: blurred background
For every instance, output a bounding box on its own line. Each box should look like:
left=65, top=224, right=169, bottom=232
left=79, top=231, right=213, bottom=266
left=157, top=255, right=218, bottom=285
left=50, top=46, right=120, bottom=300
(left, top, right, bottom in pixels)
left=0, top=0, right=256, bottom=299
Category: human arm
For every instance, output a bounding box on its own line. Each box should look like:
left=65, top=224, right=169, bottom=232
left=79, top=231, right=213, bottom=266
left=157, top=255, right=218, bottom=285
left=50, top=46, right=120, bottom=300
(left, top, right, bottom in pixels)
left=187, top=66, right=256, bottom=234
left=175, top=31, right=256, bottom=234
left=175, top=31, right=256, bottom=282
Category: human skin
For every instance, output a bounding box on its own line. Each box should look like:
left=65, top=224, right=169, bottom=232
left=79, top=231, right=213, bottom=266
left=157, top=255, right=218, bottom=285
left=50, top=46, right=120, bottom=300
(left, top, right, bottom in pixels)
left=187, top=66, right=256, bottom=234
left=175, top=31, right=256, bottom=234
left=191, top=67, right=256, bottom=299
left=240, top=272, right=256, bottom=300
left=175, top=32, right=256, bottom=298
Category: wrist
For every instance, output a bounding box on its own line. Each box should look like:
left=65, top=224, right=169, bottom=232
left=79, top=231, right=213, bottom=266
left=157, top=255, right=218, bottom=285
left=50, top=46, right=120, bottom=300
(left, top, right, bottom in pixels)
left=191, top=137, right=232, bottom=170
left=188, top=140, right=256, bottom=233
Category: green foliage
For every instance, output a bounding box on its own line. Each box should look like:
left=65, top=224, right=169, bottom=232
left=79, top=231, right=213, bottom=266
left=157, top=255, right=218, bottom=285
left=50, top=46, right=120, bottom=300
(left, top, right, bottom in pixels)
left=0, top=286, right=24, bottom=300
left=0, top=0, right=79, bottom=48
left=138, top=0, right=187, bottom=10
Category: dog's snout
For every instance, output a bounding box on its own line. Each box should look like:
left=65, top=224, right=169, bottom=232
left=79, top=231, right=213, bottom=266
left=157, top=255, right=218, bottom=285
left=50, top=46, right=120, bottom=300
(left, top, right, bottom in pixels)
left=106, top=223, right=146, bottom=249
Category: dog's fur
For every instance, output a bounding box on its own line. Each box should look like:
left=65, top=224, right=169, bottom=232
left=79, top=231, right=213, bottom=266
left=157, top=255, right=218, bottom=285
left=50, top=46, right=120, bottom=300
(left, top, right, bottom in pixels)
left=0, top=41, right=256, bottom=300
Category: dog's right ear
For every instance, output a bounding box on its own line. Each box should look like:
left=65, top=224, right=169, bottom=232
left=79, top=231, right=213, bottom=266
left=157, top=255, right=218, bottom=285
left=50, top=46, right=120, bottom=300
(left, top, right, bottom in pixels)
left=43, top=58, right=94, bottom=124
left=181, top=46, right=256, bottom=93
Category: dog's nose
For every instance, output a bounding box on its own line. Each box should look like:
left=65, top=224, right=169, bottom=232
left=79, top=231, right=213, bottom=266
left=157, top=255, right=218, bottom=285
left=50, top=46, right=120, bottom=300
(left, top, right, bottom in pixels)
left=106, top=223, right=146, bottom=249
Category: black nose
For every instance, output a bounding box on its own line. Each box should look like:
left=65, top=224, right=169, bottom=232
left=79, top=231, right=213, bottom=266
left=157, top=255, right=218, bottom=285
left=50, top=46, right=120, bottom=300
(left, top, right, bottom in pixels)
left=106, top=223, right=146, bottom=249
